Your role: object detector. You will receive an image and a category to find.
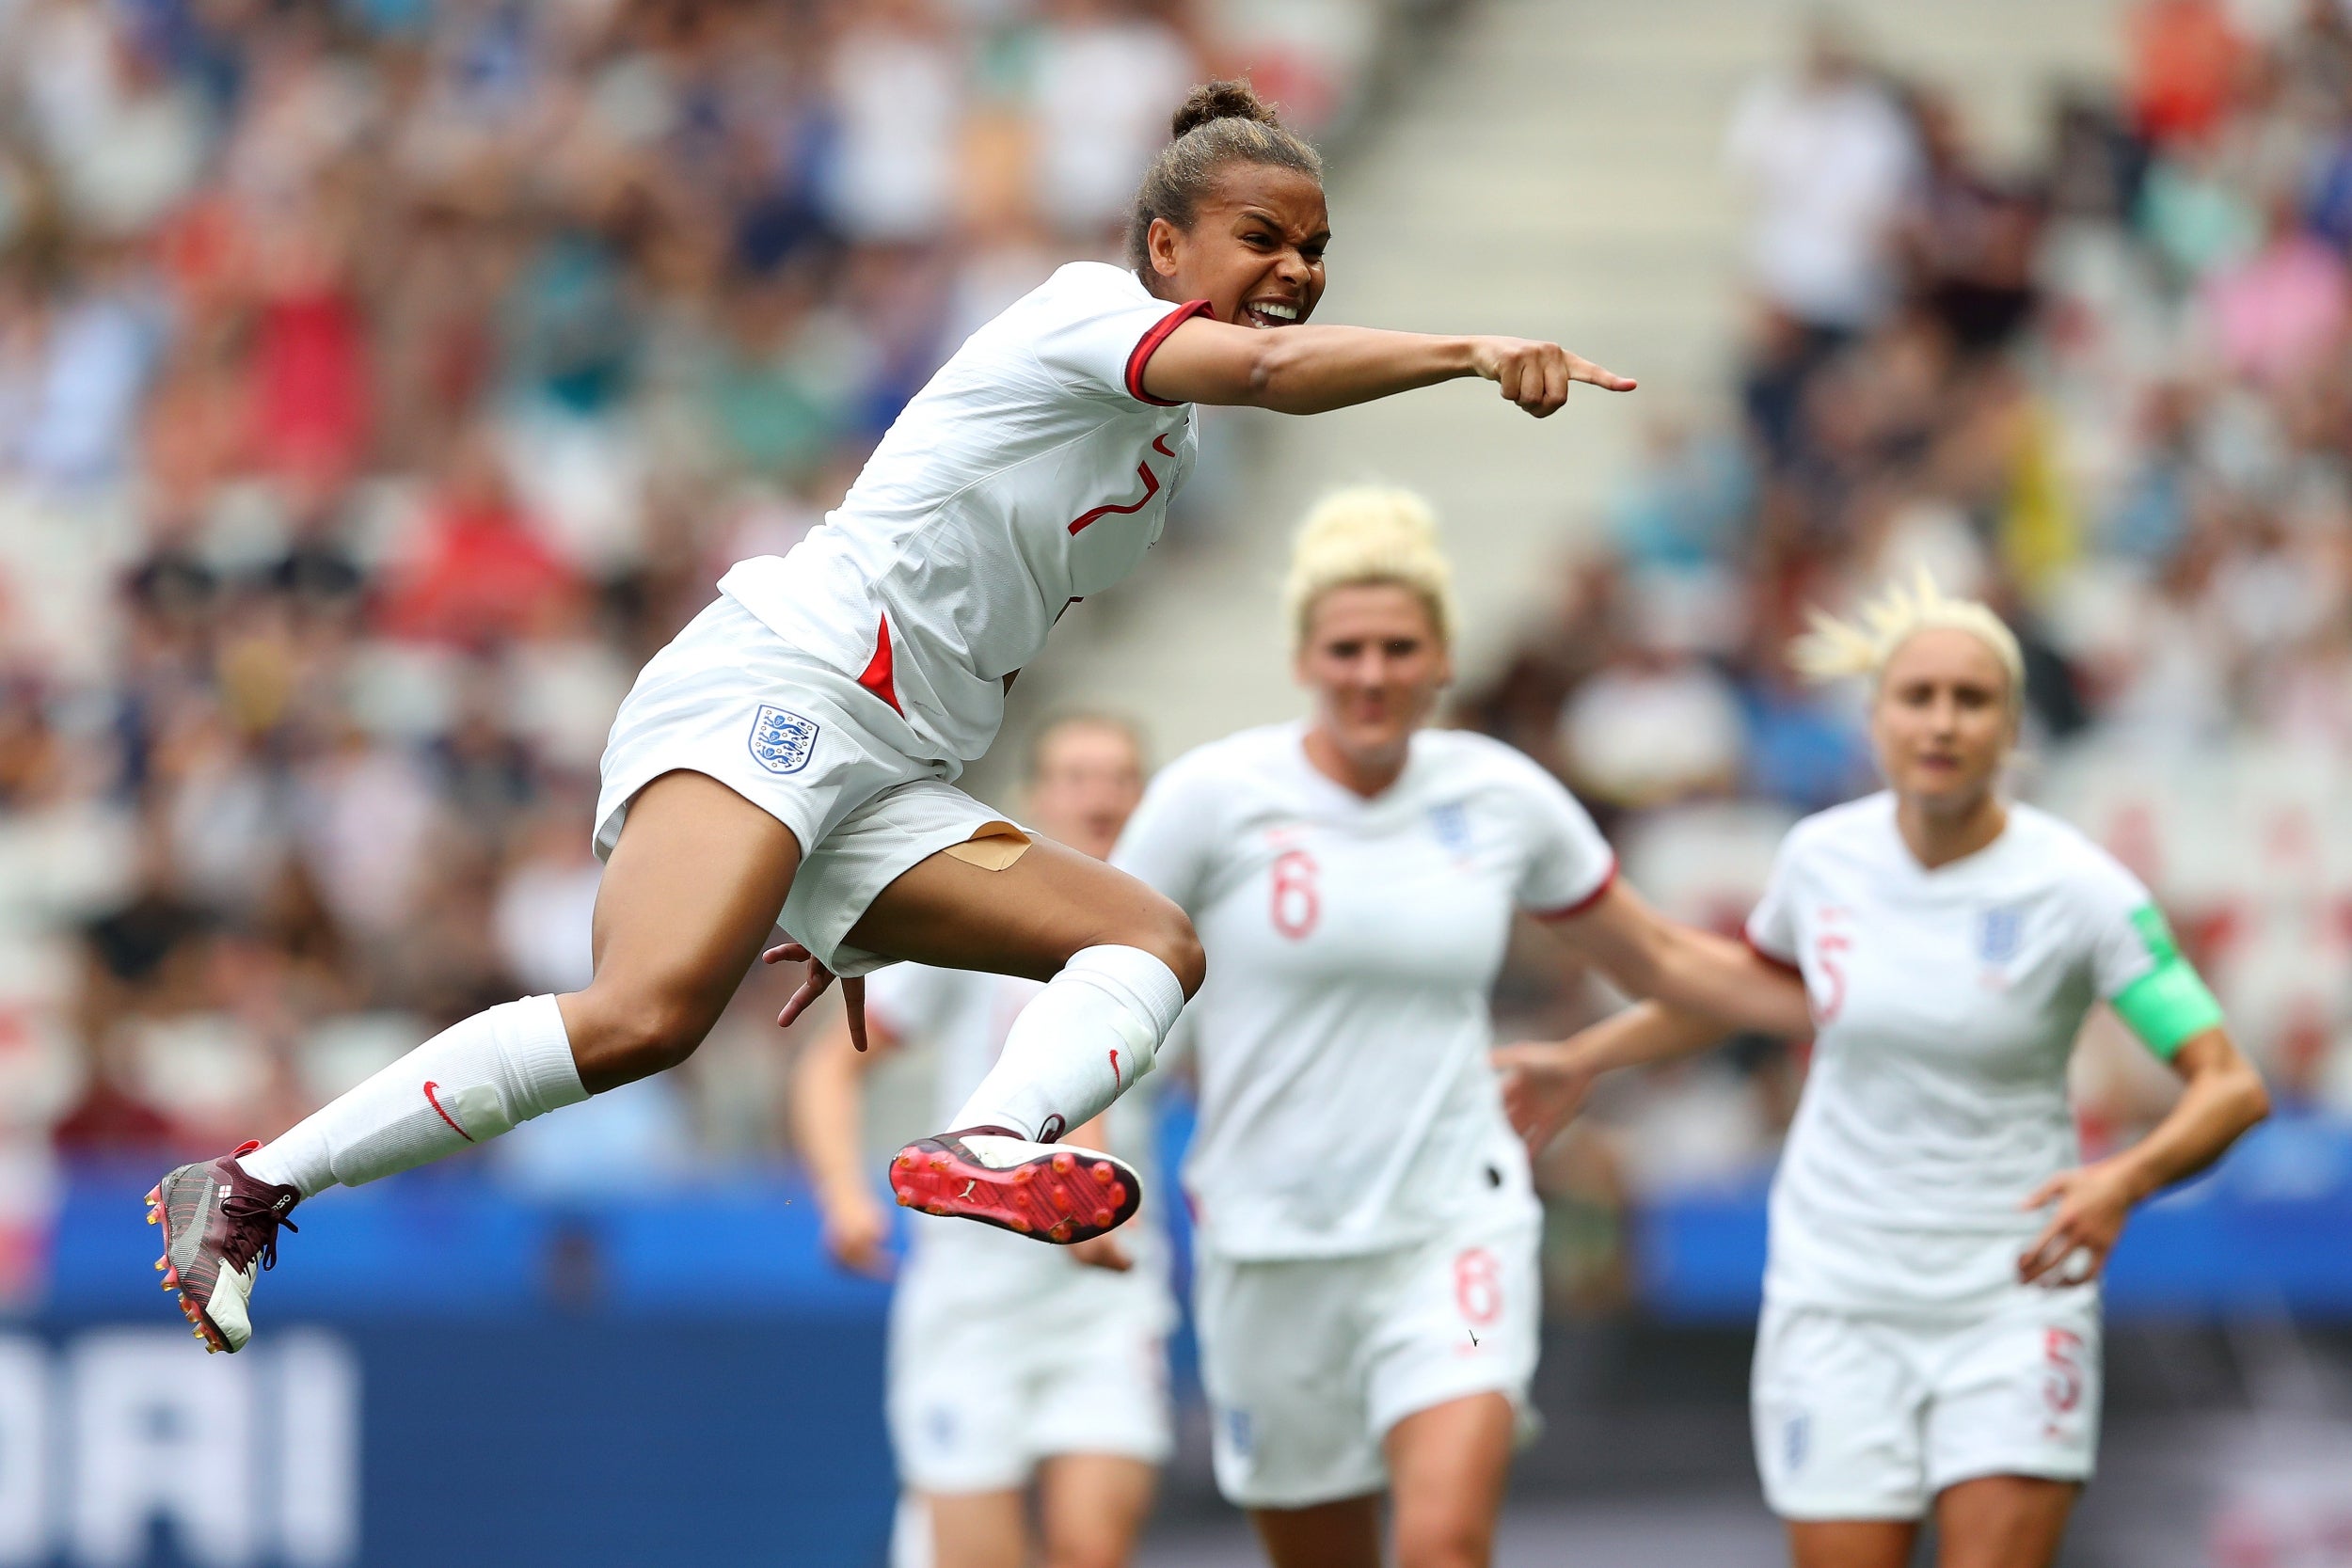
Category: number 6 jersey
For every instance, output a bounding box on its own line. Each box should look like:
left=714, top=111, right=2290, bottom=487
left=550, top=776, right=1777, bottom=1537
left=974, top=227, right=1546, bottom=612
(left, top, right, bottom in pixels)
left=1113, top=722, right=1615, bottom=1261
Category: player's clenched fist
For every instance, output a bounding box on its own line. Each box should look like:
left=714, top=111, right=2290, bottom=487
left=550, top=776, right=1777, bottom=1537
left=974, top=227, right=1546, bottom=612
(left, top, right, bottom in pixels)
left=1469, top=337, right=1636, bottom=418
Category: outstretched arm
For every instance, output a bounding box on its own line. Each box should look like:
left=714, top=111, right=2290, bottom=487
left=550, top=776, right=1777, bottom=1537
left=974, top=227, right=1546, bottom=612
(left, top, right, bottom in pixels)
left=1142, top=318, right=1635, bottom=417
left=788, top=1013, right=898, bottom=1277
left=1494, top=880, right=1812, bottom=1154
left=1494, top=1002, right=1742, bottom=1154
left=1543, top=879, right=1816, bottom=1037
left=2017, top=1027, right=2269, bottom=1286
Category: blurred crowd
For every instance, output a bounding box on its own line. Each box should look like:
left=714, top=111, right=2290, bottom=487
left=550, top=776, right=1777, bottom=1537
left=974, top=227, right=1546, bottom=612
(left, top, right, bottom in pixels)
left=0, top=0, right=1395, bottom=1295
left=1468, top=1, right=2352, bottom=1305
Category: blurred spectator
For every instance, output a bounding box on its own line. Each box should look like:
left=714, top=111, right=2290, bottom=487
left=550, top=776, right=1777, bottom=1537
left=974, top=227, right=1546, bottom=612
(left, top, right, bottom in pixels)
left=492, top=789, right=602, bottom=999
left=1724, top=19, right=1920, bottom=339
left=821, top=0, right=964, bottom=242
left=7, top=247, right=163, bottom=487
left=1607, top=420, right=1754, bottom=573
left=1735, top=651, right=1870, bottom=812
left=1556, top=586, right=1746, bottom=813
left=249, top=219, right=373, bottom=486
left=1900, top=88, right=2041, bottom=356
left=2201, top=198, right=2349, bottom=384
left=13, top=0, right=207, bottom=237
left=1028, top=0, right=1200, bottom=240
left=702, top=266, right=875, bottom=480
left=376, top=433, right=580, bottom=649
left=2126, top=0, right=2246, bottom=147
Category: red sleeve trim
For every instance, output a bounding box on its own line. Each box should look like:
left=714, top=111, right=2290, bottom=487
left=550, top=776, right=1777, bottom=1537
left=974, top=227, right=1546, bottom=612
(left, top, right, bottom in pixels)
left=1744, top=930, right=1802, bottom=975
left=1124, top=298, right=1214, bottom=405
left=1532, top=858, right=1618, bottom=923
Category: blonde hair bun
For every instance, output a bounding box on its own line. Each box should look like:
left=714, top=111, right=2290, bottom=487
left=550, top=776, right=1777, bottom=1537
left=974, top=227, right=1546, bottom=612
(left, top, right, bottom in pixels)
left=1789, top=567, right=2026, bottom=698
left=1282, top=485, right=1457, bottom=652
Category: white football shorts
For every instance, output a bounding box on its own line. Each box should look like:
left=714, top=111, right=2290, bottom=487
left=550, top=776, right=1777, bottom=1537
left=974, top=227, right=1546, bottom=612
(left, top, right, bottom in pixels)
left=886, top=1250, right=1173, bottom=1494
left=594, top=594, right=1016, bottom=976
left=1197, top=1198, right=1542, bottom=1511
left=1751, top=1286, right=2102, bottom=1521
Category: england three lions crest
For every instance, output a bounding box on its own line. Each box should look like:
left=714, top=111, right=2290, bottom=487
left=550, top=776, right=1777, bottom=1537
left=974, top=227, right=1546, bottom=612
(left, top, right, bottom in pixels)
left=1979, top=905, right=2024, bottom=964
left=748, top=705, right=819, bottom=775
left=1977, top=904, right=2024, bottom=990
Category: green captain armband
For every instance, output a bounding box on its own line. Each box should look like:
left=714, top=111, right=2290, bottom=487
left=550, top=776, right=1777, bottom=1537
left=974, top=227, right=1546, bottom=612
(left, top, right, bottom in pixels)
left=2108, top=904, right=2225, bottom=1059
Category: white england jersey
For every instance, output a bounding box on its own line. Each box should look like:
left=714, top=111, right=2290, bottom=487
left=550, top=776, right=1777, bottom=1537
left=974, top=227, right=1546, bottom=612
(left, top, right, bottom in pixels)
left=720, top=262, right=1206, bottom=765
left=864, top=962, right=1171, bottom=1302
left=1114, top=723, right=1617, bottom=1260
left=1746, top=793, right=2169, bottom=1314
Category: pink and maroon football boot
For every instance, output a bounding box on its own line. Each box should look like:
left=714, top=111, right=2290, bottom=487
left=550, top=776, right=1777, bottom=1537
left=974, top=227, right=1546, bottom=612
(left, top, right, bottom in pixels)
left=888, top=1128, right=1140, bottom=1244
left=146, top=1141, right=301, bottom=1354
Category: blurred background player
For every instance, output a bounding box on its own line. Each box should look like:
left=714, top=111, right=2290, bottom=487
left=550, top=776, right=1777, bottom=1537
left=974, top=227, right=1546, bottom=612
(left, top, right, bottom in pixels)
left=793, top=713, right=1173, bottom=1568
left=1498, top=575, right=2270, bottom=1568
left=145, top=79, right=1637, bottom=1355
left=1111, top=488, right=1806, bottom=1568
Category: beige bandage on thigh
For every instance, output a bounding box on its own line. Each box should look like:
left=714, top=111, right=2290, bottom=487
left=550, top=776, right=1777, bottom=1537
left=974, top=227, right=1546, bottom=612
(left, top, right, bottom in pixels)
left=943, top=821, right=1031, bottom=870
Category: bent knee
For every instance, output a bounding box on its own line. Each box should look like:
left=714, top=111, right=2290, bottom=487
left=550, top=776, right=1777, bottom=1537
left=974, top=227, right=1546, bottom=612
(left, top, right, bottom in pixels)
left=563, top=984, right=717, bottom=1085
left=1137, top=899, right=1206, bottom=998
left=1079, top=886, right=1205, bottom=998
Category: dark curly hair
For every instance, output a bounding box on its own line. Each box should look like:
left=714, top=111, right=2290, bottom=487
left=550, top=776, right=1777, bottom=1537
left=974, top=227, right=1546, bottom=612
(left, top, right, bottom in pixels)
left=1126, top=80, right=1325, bottom=274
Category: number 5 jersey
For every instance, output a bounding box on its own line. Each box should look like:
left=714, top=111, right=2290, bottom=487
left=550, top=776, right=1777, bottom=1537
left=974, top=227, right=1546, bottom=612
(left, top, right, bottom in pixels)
left=1744, top=790, right=2218, bottom=1314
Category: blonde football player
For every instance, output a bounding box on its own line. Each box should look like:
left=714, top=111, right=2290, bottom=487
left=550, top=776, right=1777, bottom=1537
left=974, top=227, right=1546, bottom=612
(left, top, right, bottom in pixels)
left=1498, top=574, right=2269, bottom=1568
left=1113, top=489, right=1807, bottom=1568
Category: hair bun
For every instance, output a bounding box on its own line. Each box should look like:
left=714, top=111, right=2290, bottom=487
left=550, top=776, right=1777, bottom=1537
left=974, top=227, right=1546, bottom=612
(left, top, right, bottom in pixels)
left=1171, top=79, right=1280, bottom=139
left=1130, top=78, right=1321, bottom=271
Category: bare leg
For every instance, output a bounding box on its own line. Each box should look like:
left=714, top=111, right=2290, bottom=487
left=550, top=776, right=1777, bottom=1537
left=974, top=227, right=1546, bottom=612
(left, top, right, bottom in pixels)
left=1385, top=1393, right=1516, bottom=1568
left=561, top=769, right=803, bottom=1091
left=1248, top=1497, right=1382, bottom=1568
left=875, top=832, right=1204, bottom=1151
left=1786, top=1520, right=1918, bottom=1568
left=922, top=1489, right=1027, bottom=1568
left=1931, top=1476, right=2077, bottom=1568
left=847, top=835, right=1202, bottom=992
left=1037, top=1453, right=1156, bottom=1568
left=857, top=837, right=1205, bottom=1239
left=238, top=770, right=797, bottom=1197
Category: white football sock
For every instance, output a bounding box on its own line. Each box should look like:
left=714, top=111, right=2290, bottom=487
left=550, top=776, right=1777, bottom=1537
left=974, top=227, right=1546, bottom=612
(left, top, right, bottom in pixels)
left=947, top=944, right=1184, bottom=1143
left=242, top=995, right=587, bottom=1196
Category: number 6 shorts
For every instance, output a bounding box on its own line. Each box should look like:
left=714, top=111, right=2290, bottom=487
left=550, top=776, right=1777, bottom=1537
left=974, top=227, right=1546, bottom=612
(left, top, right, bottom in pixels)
left=1751, top=1286, right=2101, bottom=1521
left=1196, top=1198, right=1543, bottom=1511
left=594, top=594, right=1020, bottom=977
